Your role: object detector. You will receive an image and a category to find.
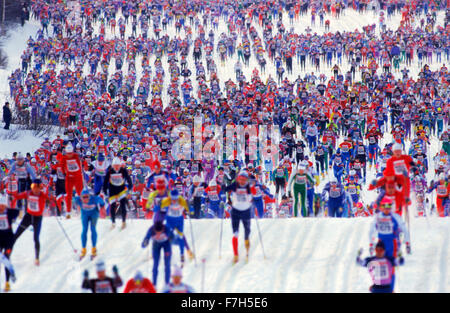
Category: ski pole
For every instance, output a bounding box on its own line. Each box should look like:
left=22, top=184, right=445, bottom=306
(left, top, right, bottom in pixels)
left=186, top=211, right=197, bottom=266
left=218, top=204, right=226, bottom=259
left=201, top=258, right=206, bottom=293
left=254, top=215, right=266, bottom=259
left=55, top=216, right=78, bottom=255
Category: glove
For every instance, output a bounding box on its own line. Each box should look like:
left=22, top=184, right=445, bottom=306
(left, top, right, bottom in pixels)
left=112, top=265, right=119, bottom=275
left=370, top=179, right=377, bottom=186
left=357, top=248, right=363, bottom=257
left=141, top=238, right=149, bottom=249
left=83, top=270, right=89, bottom=279
left=369, top=243, right=374, bottom=256
left=406, top=242, right=411, bottom=254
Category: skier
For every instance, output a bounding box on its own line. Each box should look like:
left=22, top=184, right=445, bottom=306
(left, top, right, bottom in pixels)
left=321, top=176, right=347, bottom=217
left=162, top=265, right=195, bottom=293
left=12, top=179, right=50, bottom=266
left=368, top=198, right=410, bottom=292
left=103, top=157, right=133, bottom=229
left=61, top=144, right=84, bottom=219
left=356, top=241, right=404, bottom=293
left=146, top=178, right=170, bottom=221
left=224, top=171, right=254, bottom=264
left=287, top=164, right=315, bottom=217
left=0, top=195, right=18, bottom=291
left=160, top=189, right=194, bottom=266
left=82, top=260, right=123, bottom=293
left=73, top=189, right=105, bottom=260
left=141, top=220, right=173, bottom=287
left=123, top=270, right=156, bottom=293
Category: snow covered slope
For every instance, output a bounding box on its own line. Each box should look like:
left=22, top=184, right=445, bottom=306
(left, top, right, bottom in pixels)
left=5, top=216, right=449, bottom=293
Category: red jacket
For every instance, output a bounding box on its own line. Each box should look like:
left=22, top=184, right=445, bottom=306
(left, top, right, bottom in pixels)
left=16, top=191, right=49, bottom=216
left=123, top=279, right=156, bottom=293
left=61, top=154, right=83, bottom=178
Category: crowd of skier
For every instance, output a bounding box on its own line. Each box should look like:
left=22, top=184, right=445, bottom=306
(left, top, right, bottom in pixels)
left=0, top=0, right=449, bottom=293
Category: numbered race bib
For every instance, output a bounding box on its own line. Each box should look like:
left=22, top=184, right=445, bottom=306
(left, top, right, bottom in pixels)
left=142, top=190, right=150, bottom=199
left=368, top=259, right=392, bottom=285
left=16, top=167, right=27, bottom=179
left=0, top=214, right=9, bottom=230
left=67, top=159, right=80, bottom=172
left=276, top=168, right=284, bottom=177
left=295, top=175, right=306, bottom=184
left=369, top=137, right=376, bottom=144
left=153, top=231, right=168, bottom=242
left=347, top=185, right=357, bottom=194
left=437, top=185, right=448, bottom=197
left=83, top=203, right=96, bottom=211
left=95, top=281, right=113, bottom=293
left=236, top=188, right=248, bottom=202
left=110, top=173, right=124, bottom=186
left=28, top=196, right=40, bottom=213
left=57, top=168, right=65, bottom=180
left=330, top=187, right=341, bottom=198
left=376, top=217, right=394, bottom=234
left=393, top=160, right=407, bottom=176
left=168, top=203, right=184, bottom=217
left=208, top=190, right=219, bottom=201
left=341, top=145, right=349, bottom=153
left=7, top=181, right=18, bottom=193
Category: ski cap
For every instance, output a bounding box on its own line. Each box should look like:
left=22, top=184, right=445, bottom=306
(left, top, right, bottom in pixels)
left=96, top=259, right=106, bottom=272
left=65, top=144, right=74, bottom=153
left=134, top=270, right=144, bottom=282
left=393, top=143, right=403, bottom=151
left=375, top=241, right=385, bottom=250
left=170, top=189, right=180, bottom=199
left=172, top=265, right=182, bottom=277
left=193, top=175, right=201, bottom=183
left=112, top=157, right=122, bottom=166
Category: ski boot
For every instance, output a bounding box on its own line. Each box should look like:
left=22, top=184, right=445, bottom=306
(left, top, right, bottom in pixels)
left=66, top=213, right=71, bottom=219
left=245, top=239, right=250, bottom=262
left=180, top=254, right=185, bottom=267
left=4, top=282, right=10, bottom=292
left=121, top=221, right=126, bottom=230
left=232, top=255, right=239, bottom=264
left=91, top=247, right=97, bottom=260
left=110, top=223, right=116, bottom=230
left=80, top=248, right=87, bottom=260
left=187, top=249, right=194, bottom=261
left=35, top=259, right=40, bottom=266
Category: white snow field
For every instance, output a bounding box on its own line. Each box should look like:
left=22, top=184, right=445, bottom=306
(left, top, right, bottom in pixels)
left=5, top=216, right=449, bottom=293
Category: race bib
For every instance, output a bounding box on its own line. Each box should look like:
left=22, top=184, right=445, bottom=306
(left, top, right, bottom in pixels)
left=368, top=259, right=391, bottom=284
left=330, top=187, right=341, bottom=198
left=28, top=196, right=40, bottom=213
left=110, top=173, right=124, bottom=186
left=341, top=146, right=349, bottom=153
left=236, top=188, right=248, bottom=202
left=208, top=190, right=219, bottom=201
left=7, top=181, right=18, bottom=193
left=57, top=168, right=65, bottom=180
left=347, top=186, right=357, bottom=194
left=168, top=203, right=184, bottom=217
left=393, top=160, right=407, bottom=176
left=67, top=159, right=80, bottom=172
left=376, top=217, right=394, bottom=234
left=295, top=175, right=306, bottom=184
left=95, top=281, right=113, bottom=293
left=0, top=214, right=9, bottom=230
left=16, top=167, right=27, bottom=179
left=437, top=185, right=447, bottom=197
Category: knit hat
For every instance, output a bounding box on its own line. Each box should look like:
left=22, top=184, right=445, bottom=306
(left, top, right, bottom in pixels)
left=96, top=259, right=106, bottom=272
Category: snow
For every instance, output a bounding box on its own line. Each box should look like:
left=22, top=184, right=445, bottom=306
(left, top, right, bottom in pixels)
left=4, top=216, right=449, bottom=293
